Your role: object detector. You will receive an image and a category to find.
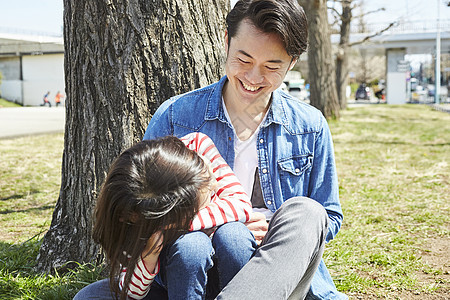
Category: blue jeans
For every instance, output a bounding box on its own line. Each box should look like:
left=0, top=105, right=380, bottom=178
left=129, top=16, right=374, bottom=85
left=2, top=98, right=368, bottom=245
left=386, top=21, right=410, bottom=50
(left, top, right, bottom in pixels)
left=73, top=222, right=256, bottom=299
left=157, top=221, right=256, bottom=299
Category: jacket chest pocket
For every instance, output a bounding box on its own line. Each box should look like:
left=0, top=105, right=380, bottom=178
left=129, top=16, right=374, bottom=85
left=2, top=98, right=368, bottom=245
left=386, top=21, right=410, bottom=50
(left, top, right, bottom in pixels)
left=277, top=154, right=313, bottom=199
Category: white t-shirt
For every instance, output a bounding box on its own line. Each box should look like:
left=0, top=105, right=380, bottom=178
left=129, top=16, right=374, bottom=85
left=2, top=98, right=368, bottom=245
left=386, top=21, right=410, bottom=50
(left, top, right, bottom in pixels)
left=222, top=99, right=274, bottom=220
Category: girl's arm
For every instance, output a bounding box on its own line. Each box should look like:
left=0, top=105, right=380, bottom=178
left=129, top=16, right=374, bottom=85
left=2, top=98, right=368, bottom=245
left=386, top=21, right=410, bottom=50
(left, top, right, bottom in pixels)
left=181, top=132, right=253, bottom=231
left=119, top=232, right=162, bottom=299
left=119, top=257, right=159, bottom=299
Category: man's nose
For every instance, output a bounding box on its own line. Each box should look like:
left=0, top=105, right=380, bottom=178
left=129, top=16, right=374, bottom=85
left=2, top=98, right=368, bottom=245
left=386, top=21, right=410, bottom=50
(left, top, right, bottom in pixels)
left=246, top=67, right=264, bottom=85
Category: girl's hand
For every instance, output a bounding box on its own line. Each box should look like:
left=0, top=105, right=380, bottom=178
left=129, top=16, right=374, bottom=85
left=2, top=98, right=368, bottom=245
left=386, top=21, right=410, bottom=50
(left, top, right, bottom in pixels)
left=142, top=231, right=164, bottom=256
left=245, top=212, right=268, bottom=246
left=141, top=231, right=163, bottom=272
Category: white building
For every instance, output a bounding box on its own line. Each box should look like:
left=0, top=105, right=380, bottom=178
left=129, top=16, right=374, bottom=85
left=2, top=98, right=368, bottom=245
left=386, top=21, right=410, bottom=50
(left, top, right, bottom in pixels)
left=0, top=32, right=64, bottom=106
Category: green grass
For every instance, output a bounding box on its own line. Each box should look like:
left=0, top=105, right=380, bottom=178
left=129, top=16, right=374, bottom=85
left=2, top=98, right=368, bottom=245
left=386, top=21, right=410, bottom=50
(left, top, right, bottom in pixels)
left=0, top=98, right=22, bottom=108
left=327, top=104, right=450, bottom=298
left=0, top=134, right=63, bottom=243
left=0, top=104, right=449, bottom=299
left=0, top=237, right=104, bottom=299
left=0, top=133, right=104, bottom=299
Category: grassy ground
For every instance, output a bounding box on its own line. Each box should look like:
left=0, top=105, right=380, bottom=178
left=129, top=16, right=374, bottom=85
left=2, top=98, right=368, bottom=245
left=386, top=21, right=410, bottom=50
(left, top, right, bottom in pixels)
left=0, top=133, right=105, bottom=299
left=0, top=98, right=22, bottom=108
left=0, top=105, right=449, bottom=299
left=327, top=105, right=449, bottom=299
left=0, top=134, right=62, bottom=243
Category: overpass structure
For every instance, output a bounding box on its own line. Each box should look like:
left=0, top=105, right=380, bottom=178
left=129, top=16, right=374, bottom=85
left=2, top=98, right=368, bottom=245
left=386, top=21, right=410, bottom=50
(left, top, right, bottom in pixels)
left=331, top=20, right=450, bottom=104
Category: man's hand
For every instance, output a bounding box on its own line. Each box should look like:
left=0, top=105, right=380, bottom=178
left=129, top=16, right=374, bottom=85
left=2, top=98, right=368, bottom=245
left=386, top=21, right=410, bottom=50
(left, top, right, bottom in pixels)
left=245, top=212, right=268, bottom=245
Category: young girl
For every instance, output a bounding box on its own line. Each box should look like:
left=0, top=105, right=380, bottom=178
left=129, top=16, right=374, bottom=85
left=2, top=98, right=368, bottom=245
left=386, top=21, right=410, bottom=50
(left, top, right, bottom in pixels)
left=76, top=132, right=255, bottom=300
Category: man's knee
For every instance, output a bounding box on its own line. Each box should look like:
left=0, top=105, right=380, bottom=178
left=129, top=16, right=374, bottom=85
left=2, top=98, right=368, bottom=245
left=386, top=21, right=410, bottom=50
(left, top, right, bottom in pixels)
left=275, top=197, right=328, bottom=230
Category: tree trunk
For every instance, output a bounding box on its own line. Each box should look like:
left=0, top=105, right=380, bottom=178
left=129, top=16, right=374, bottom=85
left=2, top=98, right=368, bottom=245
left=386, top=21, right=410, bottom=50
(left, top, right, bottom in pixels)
left=299, top=0, right=340, bottom=119
left=36, top=0, right=228, bottom=273
left=359, top=48, right=369, bottom=84
left=335, top=0, right=352, bottom=109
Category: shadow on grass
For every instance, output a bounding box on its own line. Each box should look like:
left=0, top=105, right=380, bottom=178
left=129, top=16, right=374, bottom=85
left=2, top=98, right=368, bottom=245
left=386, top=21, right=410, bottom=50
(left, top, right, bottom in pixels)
left=0, top=189, right=41, bottom=201
left=0, top=204, right=55, bottom=215
left=334, top=140, right=411, bottom=145
left=334, top=139, right=450, bottom=147
left=0, top=194, right=26, bottom=201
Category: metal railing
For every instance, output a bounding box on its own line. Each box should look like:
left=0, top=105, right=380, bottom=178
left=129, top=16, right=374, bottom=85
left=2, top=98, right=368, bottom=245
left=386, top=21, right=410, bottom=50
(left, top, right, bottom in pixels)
left=349, top=19, right=450, bottom=35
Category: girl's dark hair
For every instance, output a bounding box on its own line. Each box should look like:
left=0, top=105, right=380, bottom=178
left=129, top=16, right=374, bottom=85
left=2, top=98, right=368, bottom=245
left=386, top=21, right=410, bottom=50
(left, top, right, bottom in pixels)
left=92, top=136, right=210, bottom=299
left=226, top=0, right=308, bottom=58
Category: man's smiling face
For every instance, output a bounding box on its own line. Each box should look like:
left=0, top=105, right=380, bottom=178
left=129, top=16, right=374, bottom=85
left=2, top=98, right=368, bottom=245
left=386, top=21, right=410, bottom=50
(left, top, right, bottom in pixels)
left=224, top=19, right=296, bottom=107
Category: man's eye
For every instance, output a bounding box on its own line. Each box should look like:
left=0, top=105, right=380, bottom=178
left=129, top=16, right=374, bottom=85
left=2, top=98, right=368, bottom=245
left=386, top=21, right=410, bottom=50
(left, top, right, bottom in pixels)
left=266, top=66, right=279, bottom=71
left=238, top=58, right=249, bottom=64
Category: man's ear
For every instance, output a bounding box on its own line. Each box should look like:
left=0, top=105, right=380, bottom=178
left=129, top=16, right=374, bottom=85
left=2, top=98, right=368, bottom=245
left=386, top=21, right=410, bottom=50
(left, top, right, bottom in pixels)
left=288, top=58, right=298, bottom=71
left=224, top=30, right=229, bottom=56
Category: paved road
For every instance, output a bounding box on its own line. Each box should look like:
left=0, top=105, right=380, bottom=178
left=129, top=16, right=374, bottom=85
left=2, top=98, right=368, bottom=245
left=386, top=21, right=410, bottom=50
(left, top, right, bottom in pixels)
left=0, top=107, right=65, bottom=139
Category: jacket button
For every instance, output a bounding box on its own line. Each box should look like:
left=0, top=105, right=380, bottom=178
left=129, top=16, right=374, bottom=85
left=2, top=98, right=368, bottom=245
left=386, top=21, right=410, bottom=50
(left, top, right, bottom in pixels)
left=267, top=201, right=272, bottom=205
left=295, top=168, right=300, bottom=173
left=228, top=137, right=232, bottom=141
left=262, top=168, right=268, bottom=174
left=259, top=138, right=264, bottom=143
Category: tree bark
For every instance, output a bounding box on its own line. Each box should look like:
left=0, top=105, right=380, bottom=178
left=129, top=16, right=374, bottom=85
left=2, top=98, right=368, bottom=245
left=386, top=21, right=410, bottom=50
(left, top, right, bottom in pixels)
left=299, top=0, right=340, bottom=119
left=36, top=0, right=228, bottom=272
left=335, top=0, right=352, bottom=109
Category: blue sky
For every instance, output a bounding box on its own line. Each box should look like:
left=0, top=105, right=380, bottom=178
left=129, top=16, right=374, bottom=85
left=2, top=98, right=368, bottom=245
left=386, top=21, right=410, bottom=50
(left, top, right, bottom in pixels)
left=0, top=0, right=63, bottom=35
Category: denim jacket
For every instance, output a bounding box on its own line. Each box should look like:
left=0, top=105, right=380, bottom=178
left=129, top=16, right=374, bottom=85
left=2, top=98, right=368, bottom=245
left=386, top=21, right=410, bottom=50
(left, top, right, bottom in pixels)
left=144, top=76, right=347, bottom=299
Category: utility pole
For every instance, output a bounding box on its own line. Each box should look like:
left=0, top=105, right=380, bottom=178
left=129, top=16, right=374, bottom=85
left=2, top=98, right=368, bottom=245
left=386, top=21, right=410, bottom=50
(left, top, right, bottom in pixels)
left=435, top=0, right=441, bottom=104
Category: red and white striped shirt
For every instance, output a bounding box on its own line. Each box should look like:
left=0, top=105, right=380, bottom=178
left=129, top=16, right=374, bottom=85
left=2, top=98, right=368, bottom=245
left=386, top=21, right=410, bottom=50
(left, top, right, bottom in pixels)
left=120, top=132, right=252, bottom=299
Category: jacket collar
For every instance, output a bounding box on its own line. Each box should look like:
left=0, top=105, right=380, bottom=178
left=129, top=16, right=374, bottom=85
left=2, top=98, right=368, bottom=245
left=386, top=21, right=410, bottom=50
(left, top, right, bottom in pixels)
left=205, top=75, right=288, bottom=127
left=205, top=76, right=228, bottom=122
left=264, top=89, right=289, bottom=127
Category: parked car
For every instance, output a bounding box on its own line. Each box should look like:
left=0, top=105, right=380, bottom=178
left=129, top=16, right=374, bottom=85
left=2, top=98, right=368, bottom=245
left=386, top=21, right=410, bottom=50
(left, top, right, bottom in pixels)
left=355, top=84, right=371, bottom=100
left=427, top=85, right=435, bottom=97
left=288, top=79, right=308, bottom=101
left=411, top=85, right=427, bottom=102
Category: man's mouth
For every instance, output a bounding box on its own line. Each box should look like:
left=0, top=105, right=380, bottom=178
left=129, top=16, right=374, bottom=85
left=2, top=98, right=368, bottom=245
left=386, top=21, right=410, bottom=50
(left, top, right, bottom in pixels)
left=241, top=80, right=261, bottom=92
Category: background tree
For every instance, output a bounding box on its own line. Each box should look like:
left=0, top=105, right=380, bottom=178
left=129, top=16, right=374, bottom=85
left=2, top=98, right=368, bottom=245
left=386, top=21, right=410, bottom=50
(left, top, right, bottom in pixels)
left=329, top=0, right=395, bottom=108
left=36, top=0, right=228, bottom=272
left=299, top=0, right=340, bottom=119
left=333, top=0, right=352, bottom=109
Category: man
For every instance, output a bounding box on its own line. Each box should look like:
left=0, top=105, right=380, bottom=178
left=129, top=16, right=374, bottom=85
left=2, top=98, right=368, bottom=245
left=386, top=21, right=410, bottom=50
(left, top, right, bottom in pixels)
left=144, top=0, right=346, bottom=299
